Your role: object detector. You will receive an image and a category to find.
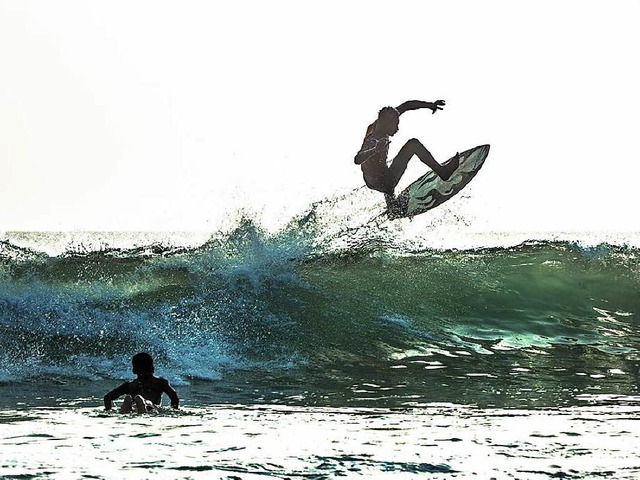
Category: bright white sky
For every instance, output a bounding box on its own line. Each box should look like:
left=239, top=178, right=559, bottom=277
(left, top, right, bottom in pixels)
left=0, top=0, right=639, bottom=232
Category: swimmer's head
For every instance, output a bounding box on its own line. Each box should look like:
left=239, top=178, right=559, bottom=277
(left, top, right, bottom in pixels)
left=132, top=352, right=154, bottom=375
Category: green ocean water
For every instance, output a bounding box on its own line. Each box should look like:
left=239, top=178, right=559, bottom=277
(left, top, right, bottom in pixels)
left=1, top=216, right=638, bottom=409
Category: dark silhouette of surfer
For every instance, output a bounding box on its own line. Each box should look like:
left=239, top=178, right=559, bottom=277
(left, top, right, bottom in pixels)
left=354, top=100, right=459, bottom=210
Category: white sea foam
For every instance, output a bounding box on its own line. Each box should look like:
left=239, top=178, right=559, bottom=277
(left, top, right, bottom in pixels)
left=2, top=404, right=639, bottom=479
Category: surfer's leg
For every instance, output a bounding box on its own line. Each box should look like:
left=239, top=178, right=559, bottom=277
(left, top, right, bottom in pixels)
left=384, top=192, right=405, bottom=218
left=119, top=395, right=133, bottom=413
left=384, top=193, right=396, bottom=211
left=393, top=139, right=459, bottom=181
left=385, top=152, right=411, bottom=191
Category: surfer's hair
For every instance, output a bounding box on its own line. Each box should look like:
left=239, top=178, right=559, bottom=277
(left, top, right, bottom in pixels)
left=132, top=352, right=154, bottom=375
left=378, top=106, right=399, bottom=120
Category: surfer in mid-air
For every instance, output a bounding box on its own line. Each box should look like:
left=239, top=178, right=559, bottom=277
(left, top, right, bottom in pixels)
left=354, top=100, right=459, bottom=210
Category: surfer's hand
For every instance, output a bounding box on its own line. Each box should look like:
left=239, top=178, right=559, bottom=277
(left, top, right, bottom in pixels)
left=431, top=100, right=446, bottom=114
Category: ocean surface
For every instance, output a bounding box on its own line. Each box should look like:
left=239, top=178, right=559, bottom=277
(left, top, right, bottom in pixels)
left=2, top=189, right=639, bottom=478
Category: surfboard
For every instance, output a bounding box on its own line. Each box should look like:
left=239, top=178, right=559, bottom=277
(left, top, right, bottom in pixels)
left=387, top=144, right=489, bottom=219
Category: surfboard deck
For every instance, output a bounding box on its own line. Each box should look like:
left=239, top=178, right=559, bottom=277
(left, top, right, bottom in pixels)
left=386, top=144, right=489, bottom=219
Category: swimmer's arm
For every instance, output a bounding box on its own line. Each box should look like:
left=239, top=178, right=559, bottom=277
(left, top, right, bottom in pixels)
left=103, top=383, right=129, bottom=410
left=162, top=379, right=180, bottom=409
left=396, top=100, right=446, bottom=115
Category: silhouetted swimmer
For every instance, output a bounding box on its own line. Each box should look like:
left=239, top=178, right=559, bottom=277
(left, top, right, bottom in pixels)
left=103, top=352, right=179, bottom=413
left=354, top=100, right=460, bottom=210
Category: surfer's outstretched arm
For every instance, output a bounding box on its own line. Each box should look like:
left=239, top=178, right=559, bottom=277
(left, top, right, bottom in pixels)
left=396, top=100, right=445, bottom=115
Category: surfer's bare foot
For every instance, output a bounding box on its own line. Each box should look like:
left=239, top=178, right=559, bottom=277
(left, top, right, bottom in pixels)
left=133, top=395, right=148, bottom=413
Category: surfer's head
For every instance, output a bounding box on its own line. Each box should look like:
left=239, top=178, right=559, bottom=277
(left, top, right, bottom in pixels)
left=132, top=352, right=154, bottom=376
left=377, top=107, right=400, bottom=135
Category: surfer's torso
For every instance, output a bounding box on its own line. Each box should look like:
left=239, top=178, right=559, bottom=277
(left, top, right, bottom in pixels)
left=356, top=122, right=394, bottom=193
left=357, top=122, right=389, bottom=163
